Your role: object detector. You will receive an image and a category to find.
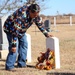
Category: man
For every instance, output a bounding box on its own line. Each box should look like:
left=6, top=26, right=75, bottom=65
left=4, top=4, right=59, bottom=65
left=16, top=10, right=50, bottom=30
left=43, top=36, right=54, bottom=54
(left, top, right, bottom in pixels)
left=3, top=3, right=52, bottom=71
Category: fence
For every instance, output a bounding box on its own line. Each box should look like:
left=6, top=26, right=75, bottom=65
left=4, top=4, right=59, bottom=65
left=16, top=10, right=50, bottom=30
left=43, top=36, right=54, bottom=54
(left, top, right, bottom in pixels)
left=42, top=15, right=75, bottom=26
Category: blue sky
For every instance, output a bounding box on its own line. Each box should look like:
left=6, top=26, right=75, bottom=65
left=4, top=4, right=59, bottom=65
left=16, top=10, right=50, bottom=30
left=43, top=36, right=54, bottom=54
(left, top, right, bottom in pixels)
left=0, top=0, right=75, bottom=16
left=40, top=0, right=75, bottom=16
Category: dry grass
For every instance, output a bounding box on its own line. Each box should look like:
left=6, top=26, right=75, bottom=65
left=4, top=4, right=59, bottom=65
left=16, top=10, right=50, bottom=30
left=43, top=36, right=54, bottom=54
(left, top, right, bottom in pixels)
left=0, top=24, right=75, bottom=75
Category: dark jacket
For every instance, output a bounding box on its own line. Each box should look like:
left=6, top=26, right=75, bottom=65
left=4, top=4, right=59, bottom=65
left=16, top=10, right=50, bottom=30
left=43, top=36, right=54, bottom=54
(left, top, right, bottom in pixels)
left=3, top=5, right=48, bottom=47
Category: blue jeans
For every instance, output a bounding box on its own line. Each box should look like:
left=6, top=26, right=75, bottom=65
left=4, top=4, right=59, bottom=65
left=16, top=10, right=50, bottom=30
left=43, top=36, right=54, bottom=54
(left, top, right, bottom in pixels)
left=5, top=33, right=28, bottom=70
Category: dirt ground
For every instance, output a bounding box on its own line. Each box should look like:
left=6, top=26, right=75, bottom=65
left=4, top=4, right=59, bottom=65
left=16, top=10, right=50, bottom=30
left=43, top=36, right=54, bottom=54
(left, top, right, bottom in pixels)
left=0, top=24, right=75, bottom=75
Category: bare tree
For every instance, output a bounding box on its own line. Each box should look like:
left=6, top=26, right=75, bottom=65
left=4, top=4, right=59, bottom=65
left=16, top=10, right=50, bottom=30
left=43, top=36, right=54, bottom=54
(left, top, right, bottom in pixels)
left=0, top=0, right=47, bottom=16
left=26, top=0, right=45, bottom=4
left=0, top=0, right=26, bottom=15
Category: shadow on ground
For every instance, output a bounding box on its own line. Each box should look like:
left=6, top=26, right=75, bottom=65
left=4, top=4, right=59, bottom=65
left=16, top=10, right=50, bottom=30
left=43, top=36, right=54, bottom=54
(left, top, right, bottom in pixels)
left=47, top=72, right=75, bottom=75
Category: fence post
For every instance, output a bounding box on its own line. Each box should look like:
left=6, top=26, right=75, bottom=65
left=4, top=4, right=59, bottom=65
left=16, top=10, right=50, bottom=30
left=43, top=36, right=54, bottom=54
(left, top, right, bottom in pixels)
left=70, top=16, right=72, bottom=26
left=54, top=17, right=56, bottom=27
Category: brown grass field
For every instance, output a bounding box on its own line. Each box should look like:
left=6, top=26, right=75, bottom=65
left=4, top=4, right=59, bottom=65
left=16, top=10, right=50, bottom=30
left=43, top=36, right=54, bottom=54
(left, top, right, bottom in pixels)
left=0, top=24, right=75, bottom=75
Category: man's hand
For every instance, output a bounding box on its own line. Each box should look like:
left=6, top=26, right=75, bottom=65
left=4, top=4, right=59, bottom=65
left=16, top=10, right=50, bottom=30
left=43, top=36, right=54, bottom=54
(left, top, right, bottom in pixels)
left=49, top=35, right=53, bottom=37
left=11, top=47, right=16, bottom=53
left=47, top=34, right=53, bottom=38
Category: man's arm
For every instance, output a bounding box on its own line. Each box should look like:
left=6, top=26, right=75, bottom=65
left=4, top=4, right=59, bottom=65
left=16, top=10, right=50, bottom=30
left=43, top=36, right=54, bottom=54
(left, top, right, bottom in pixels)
left=35, top=17, right=52, bottom=37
